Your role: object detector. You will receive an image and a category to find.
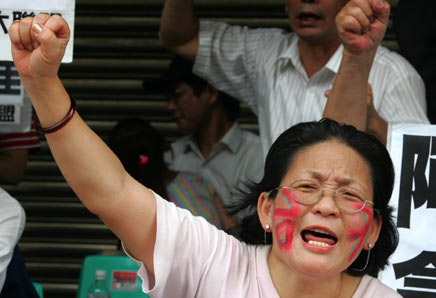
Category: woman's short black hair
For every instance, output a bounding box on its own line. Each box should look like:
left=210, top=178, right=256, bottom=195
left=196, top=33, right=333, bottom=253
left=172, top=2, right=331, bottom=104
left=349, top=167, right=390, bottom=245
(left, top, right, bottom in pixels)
left=231, top=119, right=399, bottom=277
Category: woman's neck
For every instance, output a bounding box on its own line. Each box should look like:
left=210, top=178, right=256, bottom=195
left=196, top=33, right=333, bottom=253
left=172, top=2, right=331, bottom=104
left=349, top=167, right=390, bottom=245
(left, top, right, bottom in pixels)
left=267, top=252, right=361, bottom=298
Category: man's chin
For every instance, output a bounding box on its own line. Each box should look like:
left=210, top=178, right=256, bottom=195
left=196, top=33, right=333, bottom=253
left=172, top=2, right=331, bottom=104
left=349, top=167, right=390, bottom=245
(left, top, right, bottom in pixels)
left=177, top=125, right=194, bottom=134
left=294, top=26, right=323, bottom=39
left=295, top=29, right=340, bottom=47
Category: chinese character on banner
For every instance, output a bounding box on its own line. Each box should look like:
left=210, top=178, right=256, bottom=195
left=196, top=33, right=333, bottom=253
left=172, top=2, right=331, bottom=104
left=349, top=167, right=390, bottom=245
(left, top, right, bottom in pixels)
left=0, top=60, right=20, bottom=95
left=379, top=123, right=436, bottom=296
left=397, top=135, right=436, bottom=229
left=0, top=11, right=9, bottom=34
left=394, top=251, right=436, bottom=297
left=0, top=60, right=23, bottom=127
left=0, top=105, right=15, bottom=122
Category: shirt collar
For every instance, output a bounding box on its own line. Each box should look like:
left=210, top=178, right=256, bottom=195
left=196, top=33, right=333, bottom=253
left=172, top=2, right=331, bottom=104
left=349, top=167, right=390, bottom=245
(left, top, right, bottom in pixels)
left=275, top=34, right=344, bottom=75
left=276, top=33, right=300, bottom=68
left=219, top=122, right=242, bottom=154
left=324, top=44, right=343, bottom=74
left=183, top=122, right=242, bottom=154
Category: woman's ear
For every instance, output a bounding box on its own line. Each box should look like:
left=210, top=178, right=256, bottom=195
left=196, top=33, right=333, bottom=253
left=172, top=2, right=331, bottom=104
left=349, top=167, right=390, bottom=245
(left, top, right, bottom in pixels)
left=257, top=192, right=274, bottom=230
left=365, top=213, right=382, bottom=250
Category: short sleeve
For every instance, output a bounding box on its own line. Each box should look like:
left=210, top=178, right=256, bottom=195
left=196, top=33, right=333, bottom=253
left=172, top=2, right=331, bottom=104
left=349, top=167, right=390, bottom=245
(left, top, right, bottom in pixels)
left=125, top=192, right=241, bottom=298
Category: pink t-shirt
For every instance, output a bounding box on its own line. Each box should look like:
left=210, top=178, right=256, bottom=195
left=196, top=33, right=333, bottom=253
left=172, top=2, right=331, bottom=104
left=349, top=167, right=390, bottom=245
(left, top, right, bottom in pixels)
left=126, top=193, right=402, bottom=298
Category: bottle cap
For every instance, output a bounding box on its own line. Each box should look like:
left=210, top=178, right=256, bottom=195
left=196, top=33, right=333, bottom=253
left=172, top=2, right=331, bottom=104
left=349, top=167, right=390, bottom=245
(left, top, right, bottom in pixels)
left=95, top=270, right=107, bottom=280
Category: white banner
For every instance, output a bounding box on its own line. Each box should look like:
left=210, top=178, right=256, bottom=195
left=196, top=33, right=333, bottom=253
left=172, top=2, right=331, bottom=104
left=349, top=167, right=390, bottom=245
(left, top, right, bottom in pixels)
left=0, top=61, right=23, bottom=127
left=380, top=123, right=436, bottom=297
left=2, top=0, right=68, bottom=11
left=0, top=61, right=31, bottom=133
left=0, top=0, right=75, bottom=62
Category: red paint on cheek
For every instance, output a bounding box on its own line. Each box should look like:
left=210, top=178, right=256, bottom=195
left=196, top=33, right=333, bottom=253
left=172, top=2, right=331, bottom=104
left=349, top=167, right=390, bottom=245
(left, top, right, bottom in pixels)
left=345, top=205, right=374, bottom=262
left=273, top=189, right=301, bottom=252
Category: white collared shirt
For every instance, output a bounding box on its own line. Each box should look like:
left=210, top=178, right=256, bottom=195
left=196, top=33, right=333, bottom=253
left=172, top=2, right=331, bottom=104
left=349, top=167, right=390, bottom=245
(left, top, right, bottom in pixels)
left=164, top=122, right=263, bottom=206
left=194, top=21, right=429, bottom=157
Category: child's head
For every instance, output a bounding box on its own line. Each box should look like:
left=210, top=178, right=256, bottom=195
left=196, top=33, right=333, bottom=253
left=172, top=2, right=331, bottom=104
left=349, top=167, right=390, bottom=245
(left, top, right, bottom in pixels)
left=108, top=118, right=167, bottom=193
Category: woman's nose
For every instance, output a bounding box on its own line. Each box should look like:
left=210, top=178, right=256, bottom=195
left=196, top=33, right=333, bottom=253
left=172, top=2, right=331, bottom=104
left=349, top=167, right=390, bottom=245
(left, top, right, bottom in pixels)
left=312, top=189, right=340, bottom=217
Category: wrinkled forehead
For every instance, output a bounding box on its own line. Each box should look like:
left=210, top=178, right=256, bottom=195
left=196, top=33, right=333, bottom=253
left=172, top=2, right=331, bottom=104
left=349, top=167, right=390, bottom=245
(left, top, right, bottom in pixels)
left=281, top=140, right=373, bottom=192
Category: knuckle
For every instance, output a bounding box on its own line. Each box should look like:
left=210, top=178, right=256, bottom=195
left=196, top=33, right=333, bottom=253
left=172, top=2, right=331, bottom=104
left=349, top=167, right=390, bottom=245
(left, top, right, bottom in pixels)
left=50, top=14, right=63, bottom=23
left=21, top=17, right=33, bottom=25
left=341, top=15, right=356, bottom=27
left=34, top=13, right=50, bottom=22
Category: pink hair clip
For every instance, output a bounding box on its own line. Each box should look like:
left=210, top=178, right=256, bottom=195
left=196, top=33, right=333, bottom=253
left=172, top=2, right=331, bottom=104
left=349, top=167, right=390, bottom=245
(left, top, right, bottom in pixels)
left=138, top=154, right=149, bottom=166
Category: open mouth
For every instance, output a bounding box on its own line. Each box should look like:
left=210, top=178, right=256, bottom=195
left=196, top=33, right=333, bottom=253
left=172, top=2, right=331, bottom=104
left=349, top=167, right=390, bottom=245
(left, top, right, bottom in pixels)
left=302, top=228, right=338, bottom=247
left=298, top=12, right=321, bottom=22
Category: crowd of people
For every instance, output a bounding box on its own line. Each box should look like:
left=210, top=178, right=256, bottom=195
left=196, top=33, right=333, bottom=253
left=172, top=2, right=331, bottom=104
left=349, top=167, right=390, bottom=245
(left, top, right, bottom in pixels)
left=1, top=0, right=434, bottom=296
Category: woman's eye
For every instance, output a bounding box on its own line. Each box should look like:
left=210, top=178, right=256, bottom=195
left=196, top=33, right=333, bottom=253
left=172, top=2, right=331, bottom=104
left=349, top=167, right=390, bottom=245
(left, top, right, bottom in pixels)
left=297, top=184, right=317, bottom=191
left=342, top=191, right=362, bottom=202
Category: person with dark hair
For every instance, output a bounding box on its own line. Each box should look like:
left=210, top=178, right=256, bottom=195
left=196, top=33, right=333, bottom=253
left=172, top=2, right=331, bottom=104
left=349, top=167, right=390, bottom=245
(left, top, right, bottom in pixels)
left=152, top=56, right=263, bottom=215
left=108, top=118, right=231, bottom=229
left=232, top=119, right=398, bottom=279
left=108, top=118, right=168, bottom=198
left=9, top=3, right=400, bottom=296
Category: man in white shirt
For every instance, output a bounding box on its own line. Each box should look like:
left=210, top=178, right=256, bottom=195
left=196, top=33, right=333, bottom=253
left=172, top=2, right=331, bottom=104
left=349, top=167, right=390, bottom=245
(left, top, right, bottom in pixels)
left=152, top=56, right=263, bottom=211
left=158, top=0, right=429, bottom=156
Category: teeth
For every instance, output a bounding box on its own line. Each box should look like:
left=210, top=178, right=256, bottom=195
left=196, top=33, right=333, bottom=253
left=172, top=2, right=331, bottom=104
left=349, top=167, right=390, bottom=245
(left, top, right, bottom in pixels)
left=311, top=228, right=333, bottom=236
left=308, top=240, right=331, bottom=247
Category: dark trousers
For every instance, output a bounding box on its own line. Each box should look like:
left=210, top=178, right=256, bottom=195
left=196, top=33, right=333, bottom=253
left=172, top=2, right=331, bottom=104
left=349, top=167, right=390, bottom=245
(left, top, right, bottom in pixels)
left=0, top=246, right=39, bottom=298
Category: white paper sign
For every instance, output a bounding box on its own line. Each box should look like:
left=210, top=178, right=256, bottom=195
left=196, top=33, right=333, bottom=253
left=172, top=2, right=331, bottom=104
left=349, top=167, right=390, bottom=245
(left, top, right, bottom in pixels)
left=2, top=0, right=68, bottom=11
left=0, top=0, right=75, bottom=62
left=0, top=61, right=23, bottom=127
left=379, top=123, right=436, bottom=297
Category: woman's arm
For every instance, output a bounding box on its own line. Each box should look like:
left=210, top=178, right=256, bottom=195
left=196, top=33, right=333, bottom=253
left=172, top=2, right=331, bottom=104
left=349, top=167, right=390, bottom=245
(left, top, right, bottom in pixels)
left=9, top=15, right=158, bottom=274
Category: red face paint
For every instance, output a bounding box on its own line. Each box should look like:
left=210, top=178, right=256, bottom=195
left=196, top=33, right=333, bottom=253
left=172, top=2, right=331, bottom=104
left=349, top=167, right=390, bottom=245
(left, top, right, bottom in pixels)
left=273, top=188, right=301, bottom=253
left=345, top=204, right=373, bottom=262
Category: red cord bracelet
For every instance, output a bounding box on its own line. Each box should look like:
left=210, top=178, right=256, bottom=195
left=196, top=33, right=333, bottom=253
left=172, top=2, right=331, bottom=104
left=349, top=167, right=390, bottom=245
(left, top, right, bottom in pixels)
left=36, top=95, right=77, bottom=134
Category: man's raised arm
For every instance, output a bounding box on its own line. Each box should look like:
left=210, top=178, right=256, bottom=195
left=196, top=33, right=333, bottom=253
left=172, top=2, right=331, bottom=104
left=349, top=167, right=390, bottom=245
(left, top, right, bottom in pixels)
left=159, top=0, right=199, bottom=61
left=323, top=0, right=390, bottom=135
